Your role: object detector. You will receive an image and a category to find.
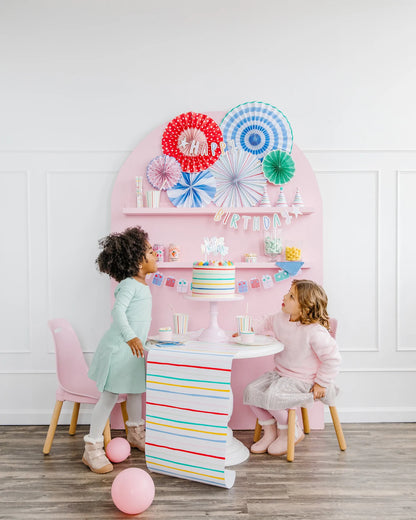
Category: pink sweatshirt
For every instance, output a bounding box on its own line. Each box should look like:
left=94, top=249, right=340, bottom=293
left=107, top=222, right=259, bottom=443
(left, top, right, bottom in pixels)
left=257, top=312, right=341, bottom=387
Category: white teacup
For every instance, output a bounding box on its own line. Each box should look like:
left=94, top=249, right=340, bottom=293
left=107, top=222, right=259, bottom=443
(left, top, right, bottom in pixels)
left=239, top=331, right=255, bottom=345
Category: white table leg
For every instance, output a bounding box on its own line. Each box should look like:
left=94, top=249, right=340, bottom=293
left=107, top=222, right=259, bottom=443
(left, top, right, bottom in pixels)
left=225, top=426, right=250, bottom=466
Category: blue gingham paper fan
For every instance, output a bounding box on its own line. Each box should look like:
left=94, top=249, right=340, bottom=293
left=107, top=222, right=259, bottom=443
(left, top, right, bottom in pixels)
left=221, top=101, right=293, bottom=159
left=167, top=170, right=216, bottom=208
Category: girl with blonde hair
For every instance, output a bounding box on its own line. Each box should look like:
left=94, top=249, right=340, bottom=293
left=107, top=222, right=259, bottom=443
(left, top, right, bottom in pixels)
left=244, top=279, right=341, bottom=456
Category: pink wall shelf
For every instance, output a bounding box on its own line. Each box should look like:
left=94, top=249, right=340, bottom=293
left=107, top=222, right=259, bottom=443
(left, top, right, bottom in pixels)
left=155, top=262, right=311, bottom=269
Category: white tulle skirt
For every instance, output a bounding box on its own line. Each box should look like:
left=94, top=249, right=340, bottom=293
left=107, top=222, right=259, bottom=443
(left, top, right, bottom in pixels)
left=243, top=371, right=339, bottom=411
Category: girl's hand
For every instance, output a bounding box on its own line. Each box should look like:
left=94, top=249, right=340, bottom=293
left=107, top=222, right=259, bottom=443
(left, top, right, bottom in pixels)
left=127, top=337, right=144, bottom=357
left=310, top=382, right=326, bottom=400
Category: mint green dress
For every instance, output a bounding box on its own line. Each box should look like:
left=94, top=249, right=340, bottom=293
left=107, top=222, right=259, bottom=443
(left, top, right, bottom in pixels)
left=88, top=278, right=151, bottom=394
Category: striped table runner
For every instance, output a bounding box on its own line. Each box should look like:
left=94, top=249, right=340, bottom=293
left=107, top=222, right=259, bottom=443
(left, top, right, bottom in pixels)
left=145, top=347, right=236, bottom=488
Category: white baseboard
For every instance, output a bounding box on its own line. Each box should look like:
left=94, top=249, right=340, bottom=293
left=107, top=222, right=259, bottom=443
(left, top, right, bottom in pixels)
left=1, top=407, right=416, bottom=425
left=0, top=409, right=94, bottom=426
left=323, top=406, right=416, bottom=423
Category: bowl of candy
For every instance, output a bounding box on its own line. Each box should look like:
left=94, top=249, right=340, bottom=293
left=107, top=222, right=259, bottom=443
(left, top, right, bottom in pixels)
left=264, top=230, right=282, bottom=261
left=285, top=242, right=302, bottom=261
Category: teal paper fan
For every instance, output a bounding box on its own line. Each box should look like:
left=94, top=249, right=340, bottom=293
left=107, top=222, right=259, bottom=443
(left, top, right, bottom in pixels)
left=262, top=150, right=295, bottom=185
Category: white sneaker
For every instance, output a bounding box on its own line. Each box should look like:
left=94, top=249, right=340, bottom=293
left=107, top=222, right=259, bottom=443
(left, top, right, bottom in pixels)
left=127, top=423, right=145, bottom=451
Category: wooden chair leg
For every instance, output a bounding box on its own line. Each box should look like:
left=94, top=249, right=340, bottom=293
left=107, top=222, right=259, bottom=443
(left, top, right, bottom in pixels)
left=69, top=402, right=80, bottom=435
left=287, top=409, right=296, bottom=462
left=43, top=400, right=63, bottom=454
left=301, top=407, right=310, bottom=434
left=253, top=419, right=262, bottom=442
left=120, top=401, right=129, bottom=434
left=103, top=419, right=111, bottom=448
left=329, top=406, right=347, bottom=451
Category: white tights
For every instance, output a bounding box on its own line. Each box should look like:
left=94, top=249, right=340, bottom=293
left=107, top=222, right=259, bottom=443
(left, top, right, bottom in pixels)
left=88, top=391, right=143, bottom=441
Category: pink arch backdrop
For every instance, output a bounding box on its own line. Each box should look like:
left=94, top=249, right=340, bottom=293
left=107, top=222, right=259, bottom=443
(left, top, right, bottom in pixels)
left=110, top=111, right=324, bottom=429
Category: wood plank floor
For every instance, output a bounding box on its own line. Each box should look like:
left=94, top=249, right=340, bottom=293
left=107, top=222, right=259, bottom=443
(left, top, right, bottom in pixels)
left=1, top=423, right=415, bottom=519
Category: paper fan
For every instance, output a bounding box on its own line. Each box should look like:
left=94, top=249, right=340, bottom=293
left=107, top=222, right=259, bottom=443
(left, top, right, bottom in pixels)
left=146, top=155, right=182, bottom=190
left=167, top=170, right=216, bottom=208
left=262, top=150, right=295, bottom=185
left=209, top=149, right=266, bottom=208
left=162, top=112, right=223, bottom=173
left=221, top=101, right=293, bottom=159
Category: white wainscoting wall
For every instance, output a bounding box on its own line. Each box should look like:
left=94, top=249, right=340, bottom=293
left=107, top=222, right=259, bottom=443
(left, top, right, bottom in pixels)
left=1, top=149, right=415, bottom=424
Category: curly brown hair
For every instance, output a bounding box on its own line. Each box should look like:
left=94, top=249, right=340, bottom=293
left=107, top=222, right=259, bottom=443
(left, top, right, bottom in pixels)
left=291, top=279, right=330, bottom=330
left=96, top=226, right=149, bottom=282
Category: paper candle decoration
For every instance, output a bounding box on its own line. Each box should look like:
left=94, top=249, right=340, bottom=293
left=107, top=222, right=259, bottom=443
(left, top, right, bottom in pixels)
left=292, top=187, right=304, bottom=206
left=276, top=187, right=288, bottom=207
left=259, top=185, right=272, bottom=207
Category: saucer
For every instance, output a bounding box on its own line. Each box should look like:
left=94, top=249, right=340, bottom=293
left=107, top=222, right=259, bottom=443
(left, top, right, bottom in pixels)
left=233, top=335, right=277, bottom=346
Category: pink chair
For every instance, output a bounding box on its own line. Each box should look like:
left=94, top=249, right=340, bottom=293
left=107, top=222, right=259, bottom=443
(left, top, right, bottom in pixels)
left=43, top=318, right=128, bottom=454
left=252, top=317, right=346, bottom=461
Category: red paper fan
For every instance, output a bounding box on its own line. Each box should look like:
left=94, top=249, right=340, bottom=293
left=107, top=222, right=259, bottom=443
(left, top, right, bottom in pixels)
left=162, top=112, right=223, bottom=173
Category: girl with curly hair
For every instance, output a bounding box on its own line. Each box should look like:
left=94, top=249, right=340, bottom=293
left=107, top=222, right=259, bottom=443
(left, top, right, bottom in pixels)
left=243, top=279, right=341, bottom=457
left=83, top=226, right=158, bottom=473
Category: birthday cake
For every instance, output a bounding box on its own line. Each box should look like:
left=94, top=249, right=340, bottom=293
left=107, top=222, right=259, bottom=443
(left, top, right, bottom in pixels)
left=191, top=261, right=236, bottom=298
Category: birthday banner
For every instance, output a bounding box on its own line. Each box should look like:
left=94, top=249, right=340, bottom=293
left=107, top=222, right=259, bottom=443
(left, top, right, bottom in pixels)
left=150, top=262, right=304, bottom=294
left=145, top=348, right=236, bottom=488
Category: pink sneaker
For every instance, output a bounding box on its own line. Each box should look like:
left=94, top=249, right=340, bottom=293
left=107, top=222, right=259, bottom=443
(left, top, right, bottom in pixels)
left=267, top=423, right=305, bottom=456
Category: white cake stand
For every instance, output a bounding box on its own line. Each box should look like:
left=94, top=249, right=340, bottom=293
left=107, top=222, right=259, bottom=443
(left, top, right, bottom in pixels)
left=184, top=294, right=244, bottom=343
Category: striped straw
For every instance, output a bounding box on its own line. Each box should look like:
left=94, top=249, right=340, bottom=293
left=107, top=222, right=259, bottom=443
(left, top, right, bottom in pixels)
left=136, top=176, right=143, bottom=207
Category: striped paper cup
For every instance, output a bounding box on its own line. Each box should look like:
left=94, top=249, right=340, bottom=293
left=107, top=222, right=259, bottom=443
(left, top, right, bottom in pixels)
left=236, top=315, right=253, bottom=334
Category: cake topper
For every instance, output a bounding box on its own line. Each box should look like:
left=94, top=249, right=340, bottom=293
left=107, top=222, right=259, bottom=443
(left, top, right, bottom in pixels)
left=201, top=237, right=229, bottom=262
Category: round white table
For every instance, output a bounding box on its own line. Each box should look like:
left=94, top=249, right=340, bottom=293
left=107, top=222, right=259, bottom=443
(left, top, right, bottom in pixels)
left=146, top=333, right=283, bottom=466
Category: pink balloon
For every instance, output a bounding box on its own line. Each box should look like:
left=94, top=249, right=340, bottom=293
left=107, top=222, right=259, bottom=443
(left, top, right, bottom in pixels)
left=105, top=437, right=131, bottom=463
left=111, top=468, right=155, bottom=515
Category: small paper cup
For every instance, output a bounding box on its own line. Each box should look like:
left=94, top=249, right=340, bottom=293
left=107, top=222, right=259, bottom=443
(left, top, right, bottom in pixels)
left=146, top=190, right=160, bottom=208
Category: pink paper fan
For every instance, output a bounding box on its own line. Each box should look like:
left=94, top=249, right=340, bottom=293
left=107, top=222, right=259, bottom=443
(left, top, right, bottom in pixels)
left=146, top=155, right=182, bottom=190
